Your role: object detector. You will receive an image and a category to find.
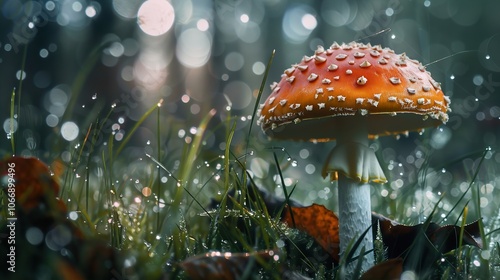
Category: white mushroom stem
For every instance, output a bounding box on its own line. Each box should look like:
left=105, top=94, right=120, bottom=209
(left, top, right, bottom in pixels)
left=322, top=117, right=386, bottom=277
left=338, top=177, right=374, bottom=277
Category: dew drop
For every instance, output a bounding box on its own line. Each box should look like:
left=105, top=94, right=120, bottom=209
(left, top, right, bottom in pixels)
left=92, top=93, right=97, bottom=100
left=291, top=160, right=298, bottom=167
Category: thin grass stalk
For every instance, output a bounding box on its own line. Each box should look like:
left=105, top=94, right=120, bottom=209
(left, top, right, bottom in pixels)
left=456, top=205, right=469, bottom=269
left=156, top=100, right=162, bottom=233
left=114, top=100, right=163, bottom=160
left=13, top=45, right=28, bottom=152
left=245, top=49, right=275, bottom=157
left=9, top=88, right=16, bottom=155
left=273, top=152, right=295, bottom=227
left=472, top=148, right=490, bottom=278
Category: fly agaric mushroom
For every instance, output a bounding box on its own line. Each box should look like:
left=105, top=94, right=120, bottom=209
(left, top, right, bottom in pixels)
left=257, top=42, right=450, bottom=275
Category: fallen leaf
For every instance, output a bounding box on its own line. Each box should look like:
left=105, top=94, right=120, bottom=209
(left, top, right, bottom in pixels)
left=372, top=213, right=482, bottom=258
left=178, top=250, right=277, bottom=280
left=282, top=204, right=340, bottom=262
left=0, top=156, right=64, bottom=213
left=372, top=212, right=482, bottom=274
left=360, top=258, right=403, bottom=280
left=0, top=157, right=121, bottom=280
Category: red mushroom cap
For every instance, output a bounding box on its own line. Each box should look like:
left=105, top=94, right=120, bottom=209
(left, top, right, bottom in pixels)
left=258, top=42, right=451, bottom=142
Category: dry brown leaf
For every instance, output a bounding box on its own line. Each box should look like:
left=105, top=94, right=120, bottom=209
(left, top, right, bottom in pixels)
left=360, top=258, right=403, bottom=280
left=282, top=204, right=340, bottom=261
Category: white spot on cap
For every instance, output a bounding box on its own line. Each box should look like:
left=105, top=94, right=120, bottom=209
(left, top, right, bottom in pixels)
left=337, top=95, right=346, bottom=101
left=314, top=55, right=326, bottom=63
left=328, top=96, right=334, bottom=100
left=360, top=109, right=368, bottom=115
left=318, top=103, right=325, bottom=109
left=326, top=87, right=334, bottom=92
left=432, top=81, right=441, bottom=89
left=359, top=61, right=371, bottom=68
left=286, top=76, right=295, bottom=83
left=330, top=42, right=341, bottom=49
left=356, top=98, right=364, bottom=104
left=395, top=59, right=407, bottom=66
left=346, top=69, right=353, bottom=75
left=335, top=53, right=347, bottom=60
left=379, top=58, right=388, bottom=65
left=348, top=60, right=355, bottom=65
left=388, top=96, right=397, bottom=102
left=279, top=99, right=287, bottom=106
left=422, top=85, right=431, bottom=92
left=368, top=99, right=379, bottom=107
left=268, top=97, right=276, bottom=104
left=308, top=73, right=318, bottom=82
left=294, top=118, right=301, bottom=124
left=370, top=50, right=380, bottom=57
left=305, top=105, right=313, bottom=111
left=389, top=77, right=401, bottom=85
left=374, top=93, right=381, bottom=100
left=417, top=98, right=425, bottom=105
left=334, top=76, right=340, bottom=80
left=268, top=105, right=277, bottom=113
left=303, top=55, right=313, bottom=62
left=356, top=76, right=368, bottom=85
left=327, top=64, right=339, bottom=71
left=407, top=87, right=416, bottom=94
left=353, top=52, right=365, bottom=58
left=322, top=78, right=331, bottom=84
left=290, top=104, right=300, bottom=110
left=315, top=45, right=325, bottom=54
left=297, top=65, right=308, bottom=71
left=284, top=67, right=295, bottom=76
left=270, top=82, right=278, bottom=90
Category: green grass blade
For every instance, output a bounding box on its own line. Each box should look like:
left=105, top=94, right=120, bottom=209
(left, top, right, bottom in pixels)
left=273, top=152, right=295, bottom=227
left=9, top=88, right=16, bottom=155
left=245, top=49, right=275, bottom=154
left=114, top=99, right=163, bottom=160
left=156, top=101, right=162, bottom=232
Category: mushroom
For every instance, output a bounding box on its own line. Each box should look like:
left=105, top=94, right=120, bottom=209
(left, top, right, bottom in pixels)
left=257, top=42, right=450, bottom=276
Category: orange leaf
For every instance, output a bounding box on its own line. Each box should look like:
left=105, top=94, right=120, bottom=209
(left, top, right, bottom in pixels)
left=282, top=204, right=340, bottom=261
left=0, top=156, right=64, bottom=213
left=360, top=258, right=403, bottom=280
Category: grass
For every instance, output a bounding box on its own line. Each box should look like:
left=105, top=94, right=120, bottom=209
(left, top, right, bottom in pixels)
left=1, top=49, right=500, bottom=279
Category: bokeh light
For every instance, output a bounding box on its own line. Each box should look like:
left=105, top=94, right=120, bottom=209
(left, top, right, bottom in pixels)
left=60, top=121, right=79, bottom=141
left=282, top=5, right=317, bottom=43
left=137, top=0, right=175, bottom=36
left=176, top=28, right=212, bottom=68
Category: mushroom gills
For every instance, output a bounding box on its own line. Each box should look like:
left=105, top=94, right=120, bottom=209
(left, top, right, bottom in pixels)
left=321, top=142, right=387, bottom=183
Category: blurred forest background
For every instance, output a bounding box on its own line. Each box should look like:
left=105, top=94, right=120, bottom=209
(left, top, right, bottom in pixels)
left=0, top=0, right=499, bottom=220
